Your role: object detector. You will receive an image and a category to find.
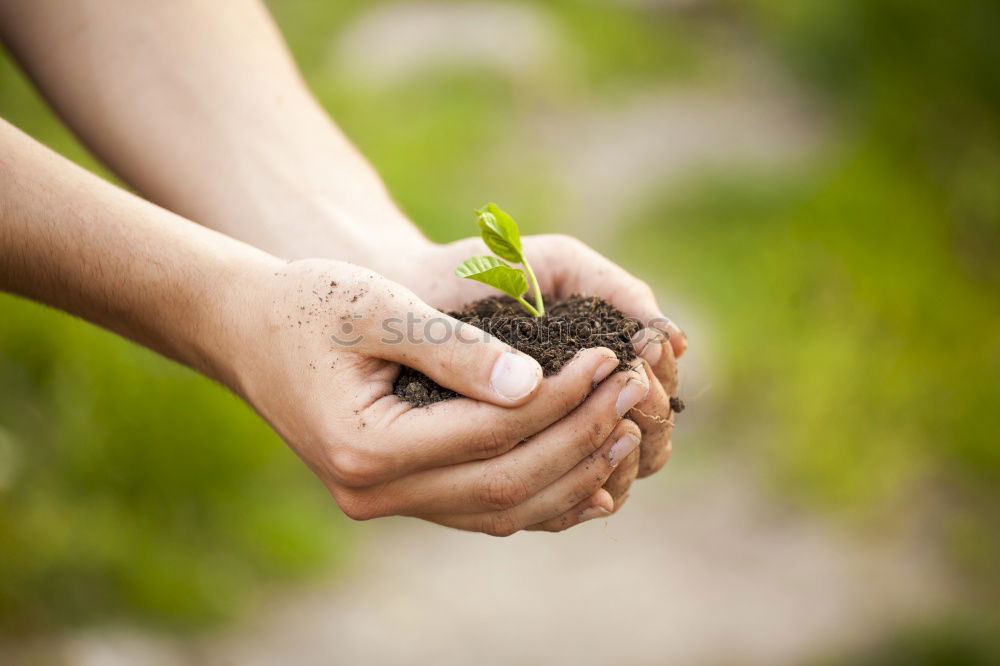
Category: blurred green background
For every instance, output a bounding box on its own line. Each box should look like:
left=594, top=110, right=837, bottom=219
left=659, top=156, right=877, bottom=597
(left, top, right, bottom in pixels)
left=1, top=0, right=998, bottom=663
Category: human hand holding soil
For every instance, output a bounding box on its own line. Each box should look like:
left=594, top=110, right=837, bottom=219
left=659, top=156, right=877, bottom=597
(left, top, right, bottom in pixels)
left=227, top=258, right=650, bottom=534
left=375, top=234, right=685, bottom=508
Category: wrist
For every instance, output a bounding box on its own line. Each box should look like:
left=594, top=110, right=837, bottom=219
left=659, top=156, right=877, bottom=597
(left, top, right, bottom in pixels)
left=185, top=248, right=284, bottom=390
left=175, top=119, right=434, bottom=270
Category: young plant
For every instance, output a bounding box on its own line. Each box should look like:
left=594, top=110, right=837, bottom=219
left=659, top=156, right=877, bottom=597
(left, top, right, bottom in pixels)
left=455, top=203, right=545, bottom=317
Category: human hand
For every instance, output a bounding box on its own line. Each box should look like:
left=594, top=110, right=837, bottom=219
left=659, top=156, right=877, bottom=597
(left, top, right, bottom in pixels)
left=381, top=235, right=685, bottom=509
left=0, top=0, right=671, bottom=530
left=218, top=259, right=649, bottom=535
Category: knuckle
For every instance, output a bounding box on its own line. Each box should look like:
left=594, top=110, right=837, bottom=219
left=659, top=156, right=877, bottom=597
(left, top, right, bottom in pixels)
left=575, top=416, right=613, bottom=461
left=630, top=279, right=656, bottom=303
left=478, top=464, right=530, bottom=511
left=482, top=510, right=520, bottom=538
left=334, top=490, right=383, bottom=522
left=356, top=277, right=416, bottom=323
left=327, top=446, right=386, bottom=488
left=477, top=424, right=517, bottom=459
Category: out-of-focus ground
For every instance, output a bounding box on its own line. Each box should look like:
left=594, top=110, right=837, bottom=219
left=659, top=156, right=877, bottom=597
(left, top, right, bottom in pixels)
left=54, top=461, right=951, bottom=666
left=3, top=0, right=998, bottom=664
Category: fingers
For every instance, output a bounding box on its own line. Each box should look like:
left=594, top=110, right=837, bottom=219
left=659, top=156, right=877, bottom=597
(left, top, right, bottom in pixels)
left=360, top=362, right=648, bottom=515
left=358, top=347, right=625, bottom=483
left=525, top=489, right=614, bottom=532
left=369, top=295, right=543, bottom=407
left=627, top=361, right=675, bottom=478
left=419, top=420, right=641, bottom=536
left=541, top=443, right=638, bottom=534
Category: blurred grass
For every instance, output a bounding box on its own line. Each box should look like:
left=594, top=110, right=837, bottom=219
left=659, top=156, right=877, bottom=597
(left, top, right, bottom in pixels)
left=0, top=289, right=348, bottom=633
left=0, top=0, right=998, bottom=657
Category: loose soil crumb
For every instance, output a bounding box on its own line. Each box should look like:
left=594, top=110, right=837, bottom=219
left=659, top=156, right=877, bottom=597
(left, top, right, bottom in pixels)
left=393, top=294, right=646, bottom=406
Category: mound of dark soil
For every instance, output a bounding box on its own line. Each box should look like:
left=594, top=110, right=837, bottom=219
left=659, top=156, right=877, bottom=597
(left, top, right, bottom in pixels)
left=393, top=294, right=644, bottom=406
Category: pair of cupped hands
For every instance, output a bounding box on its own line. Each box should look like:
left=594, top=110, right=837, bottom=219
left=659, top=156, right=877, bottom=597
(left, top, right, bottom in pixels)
left=230, top=234, right=684, bottom=536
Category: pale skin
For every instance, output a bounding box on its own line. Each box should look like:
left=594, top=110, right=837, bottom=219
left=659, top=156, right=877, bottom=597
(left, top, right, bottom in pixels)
left=0, top=0, right=685, bottom=534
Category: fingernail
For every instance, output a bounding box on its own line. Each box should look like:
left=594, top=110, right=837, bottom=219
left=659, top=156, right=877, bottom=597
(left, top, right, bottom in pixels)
left=608, top=432, right=640, bottom=466
left=615, top=365, right=650, bottom=417
left=490, top=351, right=542, bottom=402
left=579, top=505, right=611, bottom=522
left=592, top=355, right=619, bottom=384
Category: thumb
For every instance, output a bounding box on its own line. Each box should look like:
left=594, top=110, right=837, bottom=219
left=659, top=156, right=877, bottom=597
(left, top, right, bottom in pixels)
left=374, top=300, right=543, bottom=407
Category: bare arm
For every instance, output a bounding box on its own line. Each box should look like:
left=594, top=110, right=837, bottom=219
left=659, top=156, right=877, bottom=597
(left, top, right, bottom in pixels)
left=0, top=0, right=423, bottom=263
left=0, top=117, right=274, bottom=383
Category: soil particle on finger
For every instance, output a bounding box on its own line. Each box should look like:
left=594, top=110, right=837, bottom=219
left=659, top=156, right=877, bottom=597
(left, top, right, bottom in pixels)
left=393, top=294, right=641, bottom=406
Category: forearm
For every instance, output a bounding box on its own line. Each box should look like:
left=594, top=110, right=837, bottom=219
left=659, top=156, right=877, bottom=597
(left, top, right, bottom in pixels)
left=0, top=0, right=424, bottom=264
left=0, top=118, right=276, bottom=383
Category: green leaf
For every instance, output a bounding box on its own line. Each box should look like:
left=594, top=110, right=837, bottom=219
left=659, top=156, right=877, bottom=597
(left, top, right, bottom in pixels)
left=475, top=203, right=523, bottom=263
left=454, top=255, right=528, bottom=299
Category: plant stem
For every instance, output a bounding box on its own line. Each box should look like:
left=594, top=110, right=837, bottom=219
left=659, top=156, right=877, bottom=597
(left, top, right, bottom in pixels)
left=521, top=258, right=545, bottom=317
left=514, top=296, right=541, bottom=317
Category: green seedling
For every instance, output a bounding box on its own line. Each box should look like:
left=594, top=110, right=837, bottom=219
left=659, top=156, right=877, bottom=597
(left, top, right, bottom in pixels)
left=455, top=203, right=545, bottom=317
